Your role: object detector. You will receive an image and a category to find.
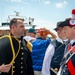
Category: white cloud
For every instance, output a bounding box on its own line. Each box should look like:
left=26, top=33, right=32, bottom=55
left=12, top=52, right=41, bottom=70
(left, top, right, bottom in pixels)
left=33, top=19, right=56, bottom=30
left=10, top=0, right=22, bottom=3
left=31, top=0, right=51, bottom=5
left=6, top=0, right=9, bottom=1
left=33, top=19, right=57, bottom=35
left=63, top=1, right=67, bottom=4
left=55, top=1, right=68, bottom=8
left=7, top=0, right=30, bottom=5
left=44, top=0, right=51, bottom=5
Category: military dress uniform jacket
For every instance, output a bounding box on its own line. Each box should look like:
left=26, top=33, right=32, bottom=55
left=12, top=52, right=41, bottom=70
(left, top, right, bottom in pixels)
left=0, top=35, right=34, bottom=75
left=61, top=41, right=75, bottom=75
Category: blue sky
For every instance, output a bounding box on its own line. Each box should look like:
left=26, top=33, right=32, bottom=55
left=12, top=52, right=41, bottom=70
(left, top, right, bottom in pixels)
left=0, top=0, right=75, bottom=31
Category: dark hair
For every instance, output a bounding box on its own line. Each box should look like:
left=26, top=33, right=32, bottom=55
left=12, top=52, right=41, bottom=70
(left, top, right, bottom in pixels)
left=10, top=18, right=24, bottom=29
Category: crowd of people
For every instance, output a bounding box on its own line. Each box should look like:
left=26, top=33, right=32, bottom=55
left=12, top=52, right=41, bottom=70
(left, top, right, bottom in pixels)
left=0, top=8, right=75, bottom=75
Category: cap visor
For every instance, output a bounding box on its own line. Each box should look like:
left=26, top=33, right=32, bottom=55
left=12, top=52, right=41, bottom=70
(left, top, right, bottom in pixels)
left=54, top=28, right=58, bottom=31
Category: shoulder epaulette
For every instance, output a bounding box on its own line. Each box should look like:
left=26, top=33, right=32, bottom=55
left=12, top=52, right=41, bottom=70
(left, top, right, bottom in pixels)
left=24, top=38, right=32, bottom=52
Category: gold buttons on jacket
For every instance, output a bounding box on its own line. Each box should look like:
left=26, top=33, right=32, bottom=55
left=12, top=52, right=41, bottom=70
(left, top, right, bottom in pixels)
left=13, top=71, right=15, bottom=73
left=21, top=47, right=23, bottom=49
left=21, top=71, right=23, bottom=73
left=21, top=58, right=23, bottom=60
left=21, top=66, right=23, bottom=69
left=22, top=52, right=24, bottom=55
left=21, top=62, right=23, bottom=64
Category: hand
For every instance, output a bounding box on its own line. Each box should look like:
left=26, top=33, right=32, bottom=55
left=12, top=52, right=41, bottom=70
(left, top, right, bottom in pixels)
left=43, top=28, right=51, bottom=34
left=0, top=64, right=12, bottom=73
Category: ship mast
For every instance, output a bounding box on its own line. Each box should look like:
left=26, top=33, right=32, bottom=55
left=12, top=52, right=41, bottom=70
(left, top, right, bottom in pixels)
left=2, top=11, right=37, bottom=28
left=14, top=11, right=19, bottom=16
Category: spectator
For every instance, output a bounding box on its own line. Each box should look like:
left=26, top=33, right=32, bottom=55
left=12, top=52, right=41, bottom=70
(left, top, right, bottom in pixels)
left=31, top=28, right=56, bottom=75
left=41, top=21, right=69, bottom=75
left=24, top=28, right=36, bottom=42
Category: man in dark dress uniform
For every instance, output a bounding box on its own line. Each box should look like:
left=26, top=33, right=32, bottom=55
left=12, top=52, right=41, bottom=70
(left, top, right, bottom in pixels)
left=57, top=9, right=75, bottom=75
left=0, top=18, right=34, bottom=75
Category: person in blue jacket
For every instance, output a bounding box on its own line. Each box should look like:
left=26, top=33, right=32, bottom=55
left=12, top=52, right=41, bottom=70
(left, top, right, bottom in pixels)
left=31, top=28, right=57, bottom=75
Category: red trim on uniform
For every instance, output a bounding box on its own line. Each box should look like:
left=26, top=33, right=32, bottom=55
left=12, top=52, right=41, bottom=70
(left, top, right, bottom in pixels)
left=67, top=45, right=75, bottom=75
left=67, top=59, right=75, bottom=75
